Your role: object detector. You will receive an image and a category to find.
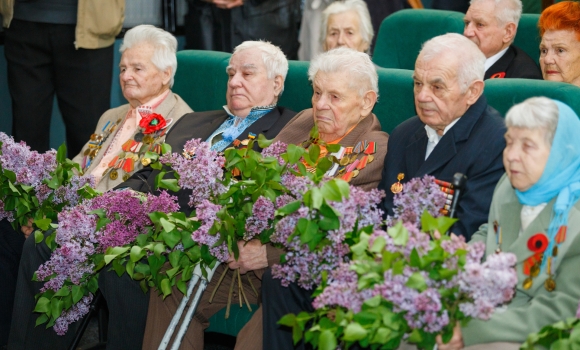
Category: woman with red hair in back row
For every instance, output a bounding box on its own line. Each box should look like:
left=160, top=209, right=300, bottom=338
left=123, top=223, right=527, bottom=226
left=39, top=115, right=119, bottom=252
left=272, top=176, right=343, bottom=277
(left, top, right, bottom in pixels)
left=538, top=1, right=580, bottom=88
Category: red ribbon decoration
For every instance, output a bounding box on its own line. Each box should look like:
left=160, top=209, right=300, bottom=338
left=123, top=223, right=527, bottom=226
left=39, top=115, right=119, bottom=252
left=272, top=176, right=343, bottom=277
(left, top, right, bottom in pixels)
left=490, top=72, right=506, bottom=79
left=139, top=113, right=167, bottom=134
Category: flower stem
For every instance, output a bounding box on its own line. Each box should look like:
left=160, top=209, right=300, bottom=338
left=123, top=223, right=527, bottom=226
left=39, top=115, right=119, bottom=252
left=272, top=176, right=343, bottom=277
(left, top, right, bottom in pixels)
left=209, top=265, right=229, bottom=304
left=225, top=269, right=236, bottom=319
left=238, top=269, right=252, bottom=312
left=246, top=274, right=258, bottom=297
left=238, top=269, right=242, bottom=307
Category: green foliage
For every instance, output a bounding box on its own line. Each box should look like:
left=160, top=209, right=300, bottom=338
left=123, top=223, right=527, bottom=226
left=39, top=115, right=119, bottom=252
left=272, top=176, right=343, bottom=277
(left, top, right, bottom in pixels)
left=522, top=318, right=580, bottom=350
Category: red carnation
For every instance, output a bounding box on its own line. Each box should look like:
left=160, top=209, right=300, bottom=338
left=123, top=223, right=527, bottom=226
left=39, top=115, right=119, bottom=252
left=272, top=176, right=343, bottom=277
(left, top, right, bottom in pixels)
left=139, top=113, right=166, bottom=134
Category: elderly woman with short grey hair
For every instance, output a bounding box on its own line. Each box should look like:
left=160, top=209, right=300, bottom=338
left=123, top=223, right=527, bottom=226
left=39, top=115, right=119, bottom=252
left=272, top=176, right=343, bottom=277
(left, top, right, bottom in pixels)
left=321, top=0, right=374, bottom=53
left=232, top=47, right=389, bottom=350
left=437, top=97, right=580, bottom=350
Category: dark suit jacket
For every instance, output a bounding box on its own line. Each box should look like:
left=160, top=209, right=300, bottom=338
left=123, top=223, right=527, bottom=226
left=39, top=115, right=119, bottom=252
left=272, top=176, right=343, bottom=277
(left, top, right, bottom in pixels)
left=485, top=45, right=542, bottom=80
left=119, top=106, right=296, bottom=214
left=378, top=95, right=506, bottom=240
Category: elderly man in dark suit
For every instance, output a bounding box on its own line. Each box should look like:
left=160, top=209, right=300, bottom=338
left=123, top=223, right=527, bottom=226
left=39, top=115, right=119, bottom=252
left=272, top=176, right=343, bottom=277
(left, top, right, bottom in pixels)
left=463, top=0, right=542, bottom=80
left=97, top=40, right=296, bottom=350
left=378, top=33, right=506, bottom=240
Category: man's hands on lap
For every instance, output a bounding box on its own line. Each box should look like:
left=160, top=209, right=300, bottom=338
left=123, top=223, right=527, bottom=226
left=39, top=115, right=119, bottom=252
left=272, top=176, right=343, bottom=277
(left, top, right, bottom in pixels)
left=227, top=239, right=268, bottom=274
left=436, top=322, right=464, bottom=350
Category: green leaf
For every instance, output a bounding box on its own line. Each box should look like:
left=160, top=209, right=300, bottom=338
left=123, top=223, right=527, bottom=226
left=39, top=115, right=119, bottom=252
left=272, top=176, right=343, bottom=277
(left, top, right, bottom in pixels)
left=160, top=278, right=172, bottom=297
left=130, top=246, right=145, bottom=262
left=319, top=329, right=337, bottom=350
left=276, top=201, right=301, bottom=216
left=35, top=314, right=49, bottom=327
left=308, top=144, right=321, bottom=164
left=56, top=143, right=67, bottom=162
left=321, top=181, right=343, bottom=202
left=50, top=298, right=64, bottom=319
left=409, top=248, right=422, bottom=268
left=54, top=286, right=71, bottom=297
left=161, top=143, right=172, bottom=155
left=286, top=144, right=306, bottom=164
left=370, top=235, right=386, bottom=253
left=363, top=295, right=381, bottom=308
left=33, top=297, right=50, bottom=313
left=421, top=211, right=457, bottom=235
left=160, top=217, right=176, bottom=233
left=95, top=217, right=112, bottom=232
left=72, top=285, right=84, bottom=304
left=160, top=179, right=180, bottom=192
left=388, top=221, right=409, bottom=246
left=34, top=218, right=52, bottom=231
left=278, top=314, right=296, bottom=327
left=405, top=272, right=427, bottom=292
left=34, top=231, right=44, bottom=244
left=408, top=329, right=423, bottom=343
left=257, top=133, right=274, bottom=149
left=343, top=323, right=368, bottom=341
left=309, top=187, right=323, bottom=209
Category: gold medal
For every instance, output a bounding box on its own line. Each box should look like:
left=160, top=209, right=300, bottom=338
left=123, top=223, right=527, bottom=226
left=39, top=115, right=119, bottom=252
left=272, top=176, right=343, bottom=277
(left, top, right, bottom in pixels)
left=339, top=157, right=350, bottom=166
left=530, top=263, right=540, bottom=277
left=122, top=173, right=130, bottom=182
left=132, top=153, right=139, bottom=162
left=390, top=173, right=405, bottom=194
left=545, top=277, right=556, bottom=292
left=109, top=169, right=119, bottom=180
left=84, top=149, right=90, bottom=156
left=553, top=246, right=558, bottom=257
left=141, top=158, right=151, bottom=166
left=523, top=277, right=533, bottom=290
left=143, top=135, right=154, bottom=144
left=352, top=169, right=360, bottom=178
left=367, top=154, right=374, bottom=163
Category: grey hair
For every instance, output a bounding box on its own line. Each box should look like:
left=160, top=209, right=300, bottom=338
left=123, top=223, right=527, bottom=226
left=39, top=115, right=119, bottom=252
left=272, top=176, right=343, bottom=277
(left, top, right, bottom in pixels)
left=120, top=25, right=178, bottom=87
left=320, top=0, right=374, bottom=53
left=232, top=41, right=288, bottom=80
left=418, top=33, right=485, bottom=93
left=505, top=97, right=559, bottom=145
left=470, top=0, right=522, bottom=27
left=308, top=47, right=378, bottom=97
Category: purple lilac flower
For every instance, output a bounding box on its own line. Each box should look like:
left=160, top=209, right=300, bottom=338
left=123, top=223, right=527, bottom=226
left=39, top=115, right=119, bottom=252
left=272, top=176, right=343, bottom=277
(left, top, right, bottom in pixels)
left=191, top=199, right=230, bottom=262
left=261, top=141, right=288, bottom=165
left=271, top=180, right=384, bottom=289
left=160, top=138, right=226, bottom=207
left=0, top=199, right=14, bottom=222
left=312, top=262, right=372, bottom=313
left=52, top=174, right=96, bottom=209
left=244, top=196, right=275, bottom=240
left=53, top=294, right=94, bottom=336
left=389, top=175, right=446, bottom=228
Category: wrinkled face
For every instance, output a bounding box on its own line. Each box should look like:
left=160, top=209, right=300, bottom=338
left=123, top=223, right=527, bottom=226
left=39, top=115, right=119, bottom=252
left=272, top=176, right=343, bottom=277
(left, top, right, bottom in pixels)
left=463, top=0, right=508, bottom=58
left=120, top=42, right=171, bottom=107
left=503, top=127, right=551, bottom=192
left=324, top=10, right=369, bottom=53
left=540, top=29, right=580, bottom=87
left=312, top=70, right=368, bottom=141
left=226, top=49, right=280, bottom=118
left=413, top=54, right=473, bottom=134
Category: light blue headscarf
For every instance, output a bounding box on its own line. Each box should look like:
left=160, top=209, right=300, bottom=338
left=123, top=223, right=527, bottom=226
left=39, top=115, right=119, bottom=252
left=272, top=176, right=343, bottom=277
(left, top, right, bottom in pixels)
left=515, top=100, right=580, bottom=273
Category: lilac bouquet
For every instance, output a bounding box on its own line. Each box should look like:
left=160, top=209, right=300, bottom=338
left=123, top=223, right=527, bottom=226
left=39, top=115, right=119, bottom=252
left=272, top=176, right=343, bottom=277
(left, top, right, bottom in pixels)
left=33, top=190, right=180, bottom=334
left=281, top=176, right=518, bottom=350
left=0, top=132, right=95, bottom=231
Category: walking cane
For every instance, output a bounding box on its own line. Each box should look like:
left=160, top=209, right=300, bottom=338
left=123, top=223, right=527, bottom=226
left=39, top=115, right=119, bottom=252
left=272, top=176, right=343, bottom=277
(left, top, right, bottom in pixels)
left=158, top=263, right=221, bottom=350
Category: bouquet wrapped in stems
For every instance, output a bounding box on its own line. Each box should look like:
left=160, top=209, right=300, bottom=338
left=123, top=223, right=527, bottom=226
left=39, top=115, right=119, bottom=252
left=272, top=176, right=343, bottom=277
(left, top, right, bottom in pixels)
left=279, top=175, right=518, bottom=350
left=0, top=132, right=96, bottom=232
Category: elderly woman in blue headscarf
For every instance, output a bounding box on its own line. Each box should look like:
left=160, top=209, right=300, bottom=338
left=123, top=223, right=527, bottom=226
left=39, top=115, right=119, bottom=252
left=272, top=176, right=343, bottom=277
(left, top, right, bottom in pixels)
left=436, top=97, right=580, bottom=350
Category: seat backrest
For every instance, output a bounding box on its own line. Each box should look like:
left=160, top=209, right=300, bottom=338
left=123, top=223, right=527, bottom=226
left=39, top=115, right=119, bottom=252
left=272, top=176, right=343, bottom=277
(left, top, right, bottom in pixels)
left=174, top=50, right=231, bottom=112
left=513, top=14, right=541, bottom=66
left=278, top=60, right=313, bottom=114
left=373, top=9, right=465, bottom=69
left=374, top=67, right=416, bottom=133
left=484, top=79, right=580, bottom=117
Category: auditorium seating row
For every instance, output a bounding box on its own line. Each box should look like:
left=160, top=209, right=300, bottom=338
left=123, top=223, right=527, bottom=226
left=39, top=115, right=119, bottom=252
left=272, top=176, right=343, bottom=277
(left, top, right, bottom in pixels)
left=174, top=48, right=580, bottom=336
left=174, top=49, right=580, bottom=136
left=372, top=9, right=542, bottom=70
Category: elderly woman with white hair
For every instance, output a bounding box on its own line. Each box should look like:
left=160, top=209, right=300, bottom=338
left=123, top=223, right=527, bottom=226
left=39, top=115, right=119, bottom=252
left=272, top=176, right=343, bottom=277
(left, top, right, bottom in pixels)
left=230, top=47, right=389, bottom=350
left=4, top=25, right=193, bottom=350
left=320, top=0, right=374, bottom=54
left=437, top=97, right=580, bottom=349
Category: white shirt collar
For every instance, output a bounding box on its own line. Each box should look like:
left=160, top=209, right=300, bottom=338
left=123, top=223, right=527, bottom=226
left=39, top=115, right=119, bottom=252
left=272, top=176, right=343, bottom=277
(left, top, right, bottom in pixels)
left=424, top=118, right=460, bottom=159
left=484, top=47, right=510, bottom=72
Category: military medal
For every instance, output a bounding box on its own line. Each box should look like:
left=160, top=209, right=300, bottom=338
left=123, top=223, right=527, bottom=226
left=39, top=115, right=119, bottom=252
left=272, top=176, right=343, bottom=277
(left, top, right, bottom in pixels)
left=340, top=147, right=353, bottom=166
left=493, top=221, right=502, bottom=253
left=391, top=173, right=404, bottom=194
left=109, top=169, right=119, bottom=180
left=364, top=141, right=376, bottom=163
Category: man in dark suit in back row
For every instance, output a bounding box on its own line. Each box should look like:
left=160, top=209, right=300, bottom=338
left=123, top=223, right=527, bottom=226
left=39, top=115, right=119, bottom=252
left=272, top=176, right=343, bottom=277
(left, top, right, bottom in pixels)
left=379, top=33, right=506, bottom=240
left=463, top=0, right=542, bottom=80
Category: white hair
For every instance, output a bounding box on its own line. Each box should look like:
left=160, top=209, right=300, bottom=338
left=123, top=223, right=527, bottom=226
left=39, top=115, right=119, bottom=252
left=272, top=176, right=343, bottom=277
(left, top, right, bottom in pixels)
left=232, top=41, right=288, bottom=80
left=308, top=47, right=378, bottom=97
left=120, top=25, right=178, bottom=87
left=470, top=0, right=522, bottom=27
left=418, top=33, right=486, bottom=93
left=506, top=97, right=559, bottom=145
left=320, top=0, right=374, bottom=53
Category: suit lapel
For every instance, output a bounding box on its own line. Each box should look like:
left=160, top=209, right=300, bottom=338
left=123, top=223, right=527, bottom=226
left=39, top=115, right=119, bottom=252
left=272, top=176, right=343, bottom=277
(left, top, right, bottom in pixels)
left=416, top=131, right=457, bottom=176
left=507, top=199, right=553, bottom=264
left=405, top=127, right=428, bottom=177
left=155, top=92, right=178, bottom=128
left=484, top=46, right=515, bottom=80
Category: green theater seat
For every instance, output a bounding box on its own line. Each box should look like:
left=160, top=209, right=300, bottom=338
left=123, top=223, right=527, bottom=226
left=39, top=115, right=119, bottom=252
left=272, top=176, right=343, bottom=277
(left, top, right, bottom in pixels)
left=279, top=60, right=313, bottom=114
left=374, top=67, right=416, bottom=133
left=513, top=14, right=541, bottom=66
left=206, top=304, right=258, bottom=337
left=372, top=9, right=465, bottom=69
left=484, top=79, right=580, bottom=117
